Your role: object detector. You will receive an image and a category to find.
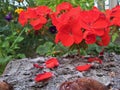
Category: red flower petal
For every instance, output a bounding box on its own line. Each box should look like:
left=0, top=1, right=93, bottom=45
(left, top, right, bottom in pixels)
left=35, top=72, right=53, bottom=82
left=76, top=64, right=92, bottom=72
left=30, top=17, right=47, bottom=30
left=55, top=32, right=74, bottom=47
left=98, top=33, right=110, bottom=46
left=33, top=63, right=44, bottom=69
left=88, top=57, right=102, bottom=64
left=56, top=2, right=73, bottom=13
left=36, top=6, right=52, bottom=16
left=45, top=58, right=59, bottom=68
left=18, top=11, right=28, bottom=26
left=83, top=31, right=96, bottom=44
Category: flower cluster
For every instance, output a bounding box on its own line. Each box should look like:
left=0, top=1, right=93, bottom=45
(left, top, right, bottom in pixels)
left=18, top=6, right=51, bottom=30
left=51, top=2, right=114, bottom=47
left=18, top=2, right=120, bottom=48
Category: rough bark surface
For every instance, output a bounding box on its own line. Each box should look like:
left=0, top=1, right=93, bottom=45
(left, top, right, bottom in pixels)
left=0, top=53, right=120, bottom=90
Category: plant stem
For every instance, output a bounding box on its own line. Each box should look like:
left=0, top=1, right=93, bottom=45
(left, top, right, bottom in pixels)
left=77, top=44, right=81, bottom=56
left=10, top=28, right=24, bottom=49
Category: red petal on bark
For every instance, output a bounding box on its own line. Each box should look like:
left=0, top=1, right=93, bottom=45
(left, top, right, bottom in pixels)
left=33, top=63, right=44, bottom=69
left=45, top=58, right=59, bottom=68
left=35, top=72, right=53, bottom=82
left=76, top=64, right=92, bottom=72
left=88, top=57, right=102, bottom=64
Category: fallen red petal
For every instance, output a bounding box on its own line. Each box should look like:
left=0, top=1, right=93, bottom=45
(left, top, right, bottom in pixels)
left=45, top=58, right=59, bottom=68
left=33, top=63, right=44, bottom=69
left=88, top=57, right=102, bottom=64
left=76, top=64, right=92, bottom=72
left=35, top=72, right=53, bottom=82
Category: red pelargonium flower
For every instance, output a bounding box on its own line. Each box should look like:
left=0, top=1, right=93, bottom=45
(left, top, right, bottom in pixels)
left=80, top=7, right=110, bottom=36
left=35, top=72, right=53, bottom=82
left=18, top=6, right=51, bottom=30
left=111, top=5, right=120, bottom=18
left=56, top=2, right=73, bottom=13
left=51, top=7, right=83, bottom=46
left=25, top=7, right=37, bottom=19
left=76, top=64, right=92, bottom=72
left=18, top=11, right=28, bottom=26
left=30, top=16, right=47, bottom=30
left=55, top=23, right=83, bottom=46
left=97, top=31, right=110, bottom=46
left=105, top=6, right=120, bottom=26
left=36, top=6, right=52, bottom=17
left=83, top=31, right=96, bottom=44
left=45, top=58, right=59, bottom=68
left=88, top=57, right=102, bottom=64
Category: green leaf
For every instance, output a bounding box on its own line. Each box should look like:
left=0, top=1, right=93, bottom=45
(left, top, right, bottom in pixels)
left=112, top=33, right=119, bottom=42
left=2, top=41, right=9, bottom=48
left=16, top=54, right=26, bottom=58
left=16, top=37, right=24, bottom=42
left=36, top=42, right=54, bottom=55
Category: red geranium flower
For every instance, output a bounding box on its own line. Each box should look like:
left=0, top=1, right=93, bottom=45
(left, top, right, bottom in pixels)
left=51, top=7, right=83, bottom=46
left=80, top=7, right=110, bottom=36
left=18, top=6, right=52, bottom=30
left=18, top=11, right=28, bottom=26
left=105, top=6, right=120, bottom=26
left=83, top=31, right=96, bottom=44
left=26, top=7, right=37, bottom=19
left=35, top=72, right=53, bottom=82
left=76, top=64, right=92, bottom=72
left=56, top=2, right=73, bottom=13
left=36, top=6, right=52, bottom=17
left=45, top=58, right=59, bottom=68
left=30, top=16, right=47, bottom=30
left=97, top=31, right=110, bottom=46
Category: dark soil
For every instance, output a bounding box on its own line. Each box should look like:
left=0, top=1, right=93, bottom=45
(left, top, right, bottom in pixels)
left=0, top=53, right=120, bottom=90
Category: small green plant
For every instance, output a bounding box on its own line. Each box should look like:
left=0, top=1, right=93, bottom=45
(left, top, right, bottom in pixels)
left=105, top=42, right=120, bottom=54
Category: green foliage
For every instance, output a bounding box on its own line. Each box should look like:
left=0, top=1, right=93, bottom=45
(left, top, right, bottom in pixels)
left=36, top=42, right=69, bottom=56
left=86, top=44, right=103, bottom=55
left=112, top=32, right=119, bottom=42
left=105, top=42, right=120, bottom=54
left=0, top=0, right=26, bottom=75
left=33, top=0, right=94, bottom=10
left=0, top=30, right=25, bottom=75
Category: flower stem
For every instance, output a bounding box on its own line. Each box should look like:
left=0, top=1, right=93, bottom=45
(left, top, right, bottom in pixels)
left=10, top=28, right=25, bottom=49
